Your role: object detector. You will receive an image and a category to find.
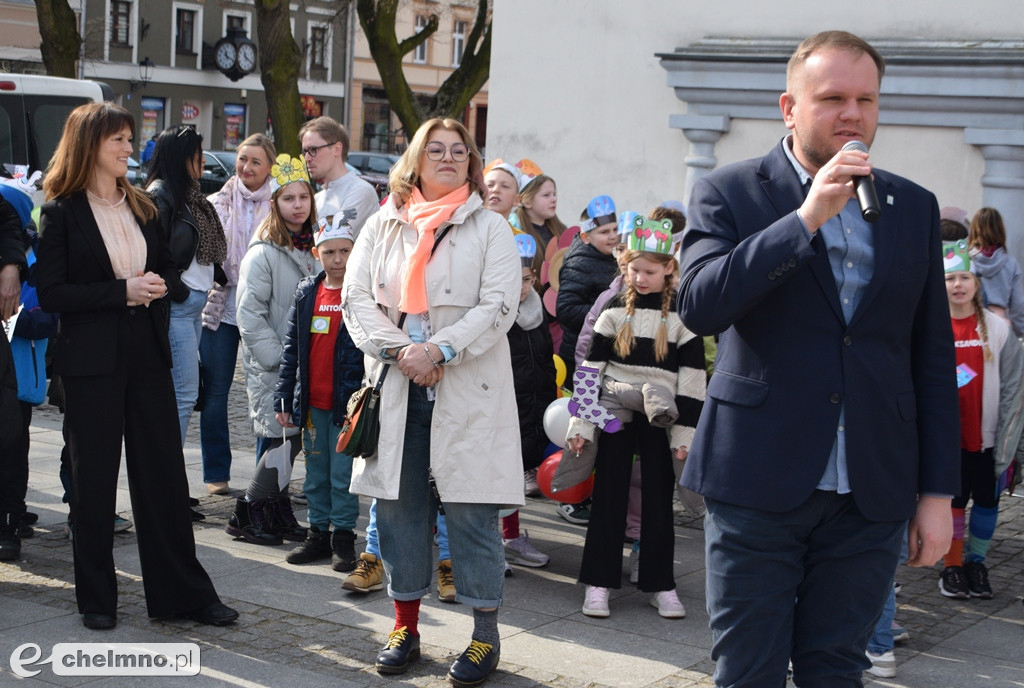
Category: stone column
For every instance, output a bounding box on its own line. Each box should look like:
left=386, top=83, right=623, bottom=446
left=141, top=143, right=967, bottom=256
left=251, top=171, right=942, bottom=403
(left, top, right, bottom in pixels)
left=965, top=128, right=1024, bottom=271
left=669, top=114, right=730, bottom=204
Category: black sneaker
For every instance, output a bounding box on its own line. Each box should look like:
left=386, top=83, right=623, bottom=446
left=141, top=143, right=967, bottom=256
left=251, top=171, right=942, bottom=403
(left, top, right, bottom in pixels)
left=447, top=639, right=500, bottom=687
left=939, top=565, right=970, bottom=599
left=964, top=561, right=993, bottom=599
left=0, top=513, right=21, bottom=561
left=375, top=626, right=420, bottom=675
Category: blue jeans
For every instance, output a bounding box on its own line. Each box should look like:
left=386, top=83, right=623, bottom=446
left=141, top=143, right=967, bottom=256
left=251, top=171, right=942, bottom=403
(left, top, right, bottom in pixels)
left=198, top=323, right=240, bottom=483
left=868, top=526, right=909, bottom=655
left=704, top=492, right=903, bottom=688
left=168, top=288, right=206, bottom=446
left=366, top=499, right=379, bottom=556
left=437, top=512, right=450, bottom=560
left=303, top=407, right=358, bottom=531
left=376, top=382, right=504, bottom=608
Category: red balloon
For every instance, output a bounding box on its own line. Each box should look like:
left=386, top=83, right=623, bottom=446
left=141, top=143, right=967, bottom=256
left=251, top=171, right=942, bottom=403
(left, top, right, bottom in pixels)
left=536, top=451, right=594, bottom=503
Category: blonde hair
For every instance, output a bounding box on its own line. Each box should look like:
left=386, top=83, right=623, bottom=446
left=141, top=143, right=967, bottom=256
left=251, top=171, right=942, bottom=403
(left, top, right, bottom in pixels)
left=513, top=175, right=567, bottom=243
left=613, top=251, right=679, bottom=362
left=963, top=272, right=994, bottom=361
left=43, top=102, right=156, bottom=222
left=257, top=180, right=318, bottom=248
left=388, top=118, right=484, bottom=203
left=237, top=133, right=276, bottom=165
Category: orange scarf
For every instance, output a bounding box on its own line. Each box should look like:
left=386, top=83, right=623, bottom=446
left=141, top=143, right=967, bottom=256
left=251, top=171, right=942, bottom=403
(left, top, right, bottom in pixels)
left=399, top=183, right=471, bottom=313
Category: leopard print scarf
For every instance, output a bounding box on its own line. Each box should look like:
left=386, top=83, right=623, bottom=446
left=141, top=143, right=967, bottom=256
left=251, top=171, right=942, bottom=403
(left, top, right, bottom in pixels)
left=186, top=179, right=227, bottom=265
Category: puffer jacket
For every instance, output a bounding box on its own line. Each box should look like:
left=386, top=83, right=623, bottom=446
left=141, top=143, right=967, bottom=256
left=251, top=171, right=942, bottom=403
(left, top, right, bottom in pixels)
left=148, top=179, right=198, bottom=303
left=274, top=272, right=364, bottom=428
left=341, top=192, right=525, bottom=505
left=236, top=235, right=320, bottom=438
left=508, top=288, right=557, bottom=471
left=555, top=235, right=618, bottom=370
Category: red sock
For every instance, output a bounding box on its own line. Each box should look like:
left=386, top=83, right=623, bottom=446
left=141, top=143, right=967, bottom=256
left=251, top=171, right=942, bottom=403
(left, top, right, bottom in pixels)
left=394, top=599, right=421, bottom=636
left=502, top=510, right=519, bottom=540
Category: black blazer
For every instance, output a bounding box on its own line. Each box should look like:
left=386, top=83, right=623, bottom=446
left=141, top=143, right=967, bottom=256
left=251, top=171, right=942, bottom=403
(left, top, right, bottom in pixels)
left=678, top=140, right=960, bottom=522
left=36, top=190, right=175, bottom=376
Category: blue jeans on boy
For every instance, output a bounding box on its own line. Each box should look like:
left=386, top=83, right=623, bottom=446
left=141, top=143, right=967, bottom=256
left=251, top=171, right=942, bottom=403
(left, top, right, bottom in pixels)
left=303, top=407, right=358, bottom=531
left=198, top=323, right=240, bottom=483
left=366, top=499, right=379, bottom=557
left=868, top=524, right=909, bottom=655
left=168, top=288, right=206, bottom=446
left=376, top=382, right=504, bottom=608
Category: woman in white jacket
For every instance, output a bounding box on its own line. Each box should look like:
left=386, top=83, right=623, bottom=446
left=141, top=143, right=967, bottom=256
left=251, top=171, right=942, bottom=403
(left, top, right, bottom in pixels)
left=342, top=118, right=521, bottom=688
left=229, top=155, right=320, bottom=547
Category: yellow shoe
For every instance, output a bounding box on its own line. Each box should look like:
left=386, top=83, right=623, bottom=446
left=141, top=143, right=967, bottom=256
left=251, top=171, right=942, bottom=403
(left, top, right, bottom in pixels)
left=437, top=558, right=456, bottom=603
left=342, top=552, right=384, bottom=593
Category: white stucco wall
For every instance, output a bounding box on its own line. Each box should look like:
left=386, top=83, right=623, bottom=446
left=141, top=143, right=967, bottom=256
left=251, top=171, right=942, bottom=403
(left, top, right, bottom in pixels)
left=489, top=0, right=1017, bottom=222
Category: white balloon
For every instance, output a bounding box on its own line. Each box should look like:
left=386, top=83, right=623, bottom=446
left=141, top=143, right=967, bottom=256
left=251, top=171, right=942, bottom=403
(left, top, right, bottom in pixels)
left=543, top=397, right=572, bottom=448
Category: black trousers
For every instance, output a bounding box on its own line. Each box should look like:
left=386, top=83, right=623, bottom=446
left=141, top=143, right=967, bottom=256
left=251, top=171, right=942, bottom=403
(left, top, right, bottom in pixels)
left=579, top=414, right=677, bottom=591
left=62, top=306, right=220, bottom=618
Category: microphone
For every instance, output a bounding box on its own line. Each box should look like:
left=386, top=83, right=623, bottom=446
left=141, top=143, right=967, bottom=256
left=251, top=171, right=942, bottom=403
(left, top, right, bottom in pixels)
left=841, top=140, right=881, bottom=222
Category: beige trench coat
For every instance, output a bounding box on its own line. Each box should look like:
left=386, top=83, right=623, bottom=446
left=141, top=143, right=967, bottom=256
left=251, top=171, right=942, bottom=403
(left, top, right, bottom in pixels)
left=341, top=193, right=525, bottom=506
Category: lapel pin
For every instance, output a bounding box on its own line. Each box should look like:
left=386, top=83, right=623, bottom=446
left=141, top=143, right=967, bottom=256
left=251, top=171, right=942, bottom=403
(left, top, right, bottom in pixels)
left=886, top=195, right=894, bottom=206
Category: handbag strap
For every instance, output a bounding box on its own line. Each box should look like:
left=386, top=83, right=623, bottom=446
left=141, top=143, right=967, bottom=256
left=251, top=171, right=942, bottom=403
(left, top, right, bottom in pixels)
left=375, top=312, right=408, bottom=392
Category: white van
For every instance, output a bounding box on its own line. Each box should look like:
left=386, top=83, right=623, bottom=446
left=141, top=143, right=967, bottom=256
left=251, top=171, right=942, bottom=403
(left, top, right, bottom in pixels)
left=0, top=74, right=111, bottom=174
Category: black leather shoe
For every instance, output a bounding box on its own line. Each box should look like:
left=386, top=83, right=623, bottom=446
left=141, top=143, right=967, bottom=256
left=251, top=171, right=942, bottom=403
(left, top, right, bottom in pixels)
left=184, top=602, right=239, bottom=626
left=375, top=626, right=420, bottom=675
left=83, top=613, right=117, bottom=630
left=447, top=640, right=499, bottom=687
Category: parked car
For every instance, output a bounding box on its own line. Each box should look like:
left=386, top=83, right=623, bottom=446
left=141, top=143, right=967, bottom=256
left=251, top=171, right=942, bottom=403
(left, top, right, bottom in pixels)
left=126, top=157, right=147, bottom=187
left=200, top=150, right=237, bottom=194
left=347, top=151, right=398, bottom=199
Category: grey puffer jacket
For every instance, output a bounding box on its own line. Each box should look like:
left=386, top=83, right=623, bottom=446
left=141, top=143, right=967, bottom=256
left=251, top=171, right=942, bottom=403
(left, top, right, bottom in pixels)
left=236, top=235, right=320, bottom=438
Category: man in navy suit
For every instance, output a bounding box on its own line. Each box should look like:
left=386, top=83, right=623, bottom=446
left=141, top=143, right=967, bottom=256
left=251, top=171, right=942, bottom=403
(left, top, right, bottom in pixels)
left=678, top=31, right=959, bottom=687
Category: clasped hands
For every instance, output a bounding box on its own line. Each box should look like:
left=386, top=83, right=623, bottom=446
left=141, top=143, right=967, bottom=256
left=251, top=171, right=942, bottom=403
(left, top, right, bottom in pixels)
left=394, top=342, right=445, bottom=387
left=127, top=271, right=167, bottom=307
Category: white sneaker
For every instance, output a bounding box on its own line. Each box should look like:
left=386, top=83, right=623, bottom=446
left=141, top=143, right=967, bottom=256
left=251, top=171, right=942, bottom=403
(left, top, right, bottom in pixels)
left=865, top=649, right=896, bottom=678
left=582, top=585, right=610, bottom=617
left=628, top=545, right=639, bottom=584
left=503, top=530, right=550, bottom=568
left=650, top=590, right=686, bottom=618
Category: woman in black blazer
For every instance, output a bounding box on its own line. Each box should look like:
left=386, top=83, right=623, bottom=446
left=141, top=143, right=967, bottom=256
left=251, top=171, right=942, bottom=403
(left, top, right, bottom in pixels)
left=35, top=102, right=238, bottom=631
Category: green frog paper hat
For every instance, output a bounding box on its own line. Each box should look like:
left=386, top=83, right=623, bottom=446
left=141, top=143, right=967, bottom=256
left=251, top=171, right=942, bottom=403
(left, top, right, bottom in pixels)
left=943, top=240, right=970, bottom=273
left=627, top=215, right=674, bottom=255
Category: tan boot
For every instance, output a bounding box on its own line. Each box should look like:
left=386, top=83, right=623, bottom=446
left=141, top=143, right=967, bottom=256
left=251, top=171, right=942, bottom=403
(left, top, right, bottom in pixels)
left=436, top=558, right=456, bottom=603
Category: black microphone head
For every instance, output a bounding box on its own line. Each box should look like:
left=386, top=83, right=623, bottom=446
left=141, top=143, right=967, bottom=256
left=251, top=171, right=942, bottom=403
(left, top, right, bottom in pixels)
left=841, top=140, right=869, bottom=154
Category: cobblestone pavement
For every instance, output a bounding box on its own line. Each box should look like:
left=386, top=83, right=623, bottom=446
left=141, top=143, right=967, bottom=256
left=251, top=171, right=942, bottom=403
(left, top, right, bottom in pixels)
left=2, top=360, right=1024, bottom=686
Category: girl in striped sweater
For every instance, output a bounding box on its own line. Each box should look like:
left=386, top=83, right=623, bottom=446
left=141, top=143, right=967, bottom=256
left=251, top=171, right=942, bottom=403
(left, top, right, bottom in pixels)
left=567, top=217, right=706, bottom=619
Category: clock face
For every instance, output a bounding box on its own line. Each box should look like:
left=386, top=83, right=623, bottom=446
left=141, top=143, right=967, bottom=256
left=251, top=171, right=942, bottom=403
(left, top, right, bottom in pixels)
left=237, top=42, right=256, bottom=73
left=215, top=40, right=237, bottom=71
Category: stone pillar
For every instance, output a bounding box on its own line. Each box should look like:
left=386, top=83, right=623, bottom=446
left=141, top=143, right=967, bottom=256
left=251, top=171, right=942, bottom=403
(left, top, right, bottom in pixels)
left=964, top=128, right=1024, bottom=271
left=669, top=114, right=730, bottom=204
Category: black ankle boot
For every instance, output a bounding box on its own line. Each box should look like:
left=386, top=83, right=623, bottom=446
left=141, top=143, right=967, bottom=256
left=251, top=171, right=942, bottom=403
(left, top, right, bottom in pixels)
left=269, top=496, right=307, bottom=542
left=331, top=528, right=357, bottom=572
left=286, top=527, right=332, bottom=564
left=0, top=513, right=22, bottom=561
left=225, top=498, right=282, bottom=546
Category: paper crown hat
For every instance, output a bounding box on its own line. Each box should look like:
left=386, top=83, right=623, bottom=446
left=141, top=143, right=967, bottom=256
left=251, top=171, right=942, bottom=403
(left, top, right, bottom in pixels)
left=270, top=154, right=310, bottom=194
left=943, top=240, right=971, bottom=274
left=581, top=195, right=616, bottom=232
left=0, top=165, right=41, bottom=196
left=627, top=215, right=674, bottom=255
left=617, top=210, right=640, bottom=239
left=315, top=213, right=356, bottom=247
left=483, top=158, right=523, bottom=189
left=515, top=158, right=543, bottom=192
left=660, top=199, right=687, bottom=218
left=515, top=233, right=538, bottom=268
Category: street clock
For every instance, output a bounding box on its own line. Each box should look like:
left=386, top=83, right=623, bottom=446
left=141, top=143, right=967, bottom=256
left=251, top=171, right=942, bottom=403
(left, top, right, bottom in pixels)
left=213, top=27, right=257, bottom=82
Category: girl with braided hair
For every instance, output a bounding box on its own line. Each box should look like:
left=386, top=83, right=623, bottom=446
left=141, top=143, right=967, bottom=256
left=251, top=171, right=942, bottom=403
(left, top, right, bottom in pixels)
left=939, top=240, right=1024, bottom=600
left=566, top=218, right=706, bottom=619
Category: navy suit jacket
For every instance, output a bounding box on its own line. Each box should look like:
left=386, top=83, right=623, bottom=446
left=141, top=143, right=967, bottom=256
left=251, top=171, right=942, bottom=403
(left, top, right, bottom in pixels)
left=678, top=140, right=960, bottom=522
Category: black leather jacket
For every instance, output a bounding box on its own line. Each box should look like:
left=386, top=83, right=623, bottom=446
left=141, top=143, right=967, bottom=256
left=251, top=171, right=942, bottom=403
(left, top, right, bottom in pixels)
left=148, top=179, right=198, bottom=303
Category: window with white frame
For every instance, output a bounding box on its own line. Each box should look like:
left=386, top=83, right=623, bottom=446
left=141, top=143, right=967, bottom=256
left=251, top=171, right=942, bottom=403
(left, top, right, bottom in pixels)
left=452, top=20, right=466, bottom=67
left=227, top=14, right=246, bottom=32
left=414, top=15, right=428, bottom=64
left=111, top=1, right=132, bottom=46
left=310, top=26, right=328, bottom=68
left=176, top=8, right=196, bottom=54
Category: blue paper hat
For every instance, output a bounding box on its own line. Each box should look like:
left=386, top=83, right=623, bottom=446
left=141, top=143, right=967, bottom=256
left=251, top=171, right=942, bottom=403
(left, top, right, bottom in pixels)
left=515, top=233, right=537, bottom=268
left=617, top=210, right=640, bottom=239
left=581, top=195, right=616, bottom=232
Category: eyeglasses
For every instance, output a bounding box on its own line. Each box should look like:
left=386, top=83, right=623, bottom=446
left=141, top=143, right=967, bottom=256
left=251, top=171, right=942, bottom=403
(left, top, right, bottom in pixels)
left=301, top=142, right=336, bottom=158
left=425, top=142, right=470, bottom=162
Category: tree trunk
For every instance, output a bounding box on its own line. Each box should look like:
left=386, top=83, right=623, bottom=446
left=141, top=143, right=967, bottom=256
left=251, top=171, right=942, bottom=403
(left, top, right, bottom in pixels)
left=357, top=0, right=491, bottom=138
left=34, top=0, right=82, bottom=79
left=255, top=0, right=305, bottom=157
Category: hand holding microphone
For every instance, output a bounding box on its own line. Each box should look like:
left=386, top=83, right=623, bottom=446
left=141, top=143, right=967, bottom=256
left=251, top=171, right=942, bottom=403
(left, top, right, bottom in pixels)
left=841, top=140, right=881, bottom=222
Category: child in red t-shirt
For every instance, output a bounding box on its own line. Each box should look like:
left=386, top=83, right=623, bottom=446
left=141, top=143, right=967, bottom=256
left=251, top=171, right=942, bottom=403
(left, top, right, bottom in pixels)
left=274, top=217, right=365, bottom=570
left=941, top=240, right=1024, bottom=600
